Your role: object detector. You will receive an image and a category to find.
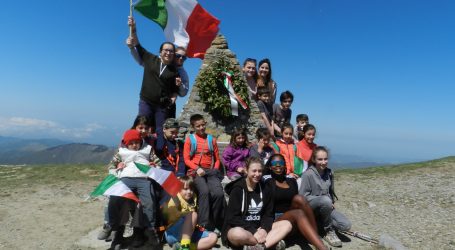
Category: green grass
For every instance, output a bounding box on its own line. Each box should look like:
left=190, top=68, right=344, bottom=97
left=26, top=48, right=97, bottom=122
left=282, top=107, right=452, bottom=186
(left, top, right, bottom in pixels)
left=0, top=164, right=107, bottom=188
left=335, top=156, right=455, bottom=176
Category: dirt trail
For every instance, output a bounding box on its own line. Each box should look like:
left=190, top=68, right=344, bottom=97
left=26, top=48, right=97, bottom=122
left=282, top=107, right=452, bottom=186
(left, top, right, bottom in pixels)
left=0, top=163, right=454, bottom=249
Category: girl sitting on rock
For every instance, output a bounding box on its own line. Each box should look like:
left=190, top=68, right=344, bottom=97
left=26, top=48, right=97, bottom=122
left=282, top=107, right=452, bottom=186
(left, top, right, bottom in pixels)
left=222, top=127, right=251, bottom=181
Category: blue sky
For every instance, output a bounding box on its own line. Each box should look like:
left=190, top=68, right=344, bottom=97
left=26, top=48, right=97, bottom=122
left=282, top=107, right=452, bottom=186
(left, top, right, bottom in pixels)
left=1, top=0, right=454, bottom=162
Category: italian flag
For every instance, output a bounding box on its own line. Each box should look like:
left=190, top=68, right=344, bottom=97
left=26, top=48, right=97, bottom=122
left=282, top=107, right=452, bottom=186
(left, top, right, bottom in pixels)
left=91, top=174, right=140, bottom=203
left=135, top=162, right=182, bottom=196
left=134, top=0, right=220, bottom=59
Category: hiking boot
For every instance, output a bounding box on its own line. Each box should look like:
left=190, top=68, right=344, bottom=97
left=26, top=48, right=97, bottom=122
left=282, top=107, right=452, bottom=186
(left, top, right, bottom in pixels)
left=323, top=229, right=342, bottom=247
left=97, top=223, right=112, bottom=241
left=275, top=240, right=286, bottom=250
left=110, top=227, right=125, bottom=250
left=144, top=228, right=161, bottom=249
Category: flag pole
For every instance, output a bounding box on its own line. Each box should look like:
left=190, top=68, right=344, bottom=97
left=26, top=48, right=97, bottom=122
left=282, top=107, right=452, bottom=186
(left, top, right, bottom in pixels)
left=129, top=0, right=133, bottom=36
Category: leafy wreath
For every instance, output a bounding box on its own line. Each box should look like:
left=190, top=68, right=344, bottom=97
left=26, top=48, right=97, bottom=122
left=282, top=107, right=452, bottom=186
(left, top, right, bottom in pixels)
left=196, top=54, right=250, bottom=120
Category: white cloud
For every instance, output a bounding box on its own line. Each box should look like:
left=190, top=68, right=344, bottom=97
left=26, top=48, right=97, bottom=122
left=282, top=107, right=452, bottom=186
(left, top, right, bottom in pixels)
left=0, top=117, right=105, bottom=140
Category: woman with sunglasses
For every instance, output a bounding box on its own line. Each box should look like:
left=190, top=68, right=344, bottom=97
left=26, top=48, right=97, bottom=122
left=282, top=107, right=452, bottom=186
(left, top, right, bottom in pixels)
left=222, top=157, right=291, bottom=250
left=265, top=154, right=329, bottom=250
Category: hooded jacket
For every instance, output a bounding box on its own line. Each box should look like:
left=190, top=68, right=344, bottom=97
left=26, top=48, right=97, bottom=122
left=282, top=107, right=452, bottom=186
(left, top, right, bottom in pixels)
left=300, top=166, right=338, bottom=203
left=222, top=177, right=274, bottom=243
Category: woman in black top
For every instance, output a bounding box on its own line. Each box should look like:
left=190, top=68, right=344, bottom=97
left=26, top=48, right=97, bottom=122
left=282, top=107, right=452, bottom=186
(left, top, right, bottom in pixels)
left=222, top=157, right=291, bottom=249
left=265, top=154, right=328, bottom=250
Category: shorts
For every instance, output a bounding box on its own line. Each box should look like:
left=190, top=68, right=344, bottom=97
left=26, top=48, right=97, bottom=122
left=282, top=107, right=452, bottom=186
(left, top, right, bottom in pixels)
left=274, top=212, right=284, bottom=220
left=165, top=216, right=210, bottom=245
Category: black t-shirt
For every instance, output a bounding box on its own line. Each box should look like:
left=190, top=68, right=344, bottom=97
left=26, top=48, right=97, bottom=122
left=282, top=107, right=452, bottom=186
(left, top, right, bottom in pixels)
left=257, top=100, right=273, bottom=123
left=244, top=188, right=264, bottom=225
left=271, top=178, right=298, bottom=213
left=273, top=104, right=292, bottom=130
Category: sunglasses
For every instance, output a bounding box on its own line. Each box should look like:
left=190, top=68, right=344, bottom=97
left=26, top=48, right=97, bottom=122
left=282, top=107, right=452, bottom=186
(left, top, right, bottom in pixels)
left=175, top=54, right=187, bottom=60
left=270, top=160, right=285, bottom=167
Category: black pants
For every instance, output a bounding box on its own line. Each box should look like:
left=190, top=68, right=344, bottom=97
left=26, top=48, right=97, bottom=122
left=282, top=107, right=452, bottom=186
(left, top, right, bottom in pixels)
left=194, top=169, right=225, bottom=230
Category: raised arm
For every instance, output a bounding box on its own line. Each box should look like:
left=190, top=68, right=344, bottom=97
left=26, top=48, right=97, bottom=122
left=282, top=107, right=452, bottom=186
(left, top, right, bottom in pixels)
left=126, top=16, right=143, bottom=65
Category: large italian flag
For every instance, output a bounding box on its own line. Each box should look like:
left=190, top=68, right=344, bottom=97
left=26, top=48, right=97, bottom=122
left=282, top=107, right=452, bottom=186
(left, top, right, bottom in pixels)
left=135, top=162, right=182, bottom=196
left=134, top=0, right=220, bottom=59
left=91, top=174, right=140, bottom=203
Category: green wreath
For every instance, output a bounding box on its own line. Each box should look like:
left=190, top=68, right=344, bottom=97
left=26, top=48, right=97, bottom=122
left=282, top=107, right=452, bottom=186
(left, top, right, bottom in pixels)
left=196, top=55, right=250, bottom=120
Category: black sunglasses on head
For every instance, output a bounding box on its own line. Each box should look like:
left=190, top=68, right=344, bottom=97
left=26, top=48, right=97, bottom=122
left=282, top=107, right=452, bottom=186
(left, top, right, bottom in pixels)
left=175, top=54, right=187, bottom=60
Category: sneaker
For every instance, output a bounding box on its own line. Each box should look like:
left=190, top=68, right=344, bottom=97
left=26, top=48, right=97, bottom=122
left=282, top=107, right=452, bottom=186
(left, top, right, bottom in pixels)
left=97, top=223, right=112, bottom=241
left=275, top=240, right=286, bottom=250
left=110, top=227, right=125, bottom=250
left=323, top=229, right=342, bottom=247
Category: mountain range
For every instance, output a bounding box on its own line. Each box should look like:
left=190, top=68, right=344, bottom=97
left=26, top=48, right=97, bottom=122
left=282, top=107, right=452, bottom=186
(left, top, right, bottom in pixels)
left=0, top=136, right=388, bottom=168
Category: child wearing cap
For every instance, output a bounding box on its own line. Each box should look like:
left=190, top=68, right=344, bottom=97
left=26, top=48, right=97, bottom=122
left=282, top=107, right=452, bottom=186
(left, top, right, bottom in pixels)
left=155, top=118, right=186, bottom=177
left=106, top=129, right=163, bottom=249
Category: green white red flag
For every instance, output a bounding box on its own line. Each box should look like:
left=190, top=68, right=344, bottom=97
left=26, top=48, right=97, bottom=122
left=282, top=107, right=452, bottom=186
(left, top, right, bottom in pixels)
left=91, top=174, right=140, bottom=202
left=135, top=162, right=182, bottom=196
left=134, top=0, right=220, bottom=59
left=221, top=71, right=248, bottom=116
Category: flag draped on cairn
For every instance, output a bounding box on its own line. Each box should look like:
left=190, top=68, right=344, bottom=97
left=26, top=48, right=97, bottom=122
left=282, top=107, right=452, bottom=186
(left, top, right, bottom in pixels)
left=134, top=0, right=220, bottom=59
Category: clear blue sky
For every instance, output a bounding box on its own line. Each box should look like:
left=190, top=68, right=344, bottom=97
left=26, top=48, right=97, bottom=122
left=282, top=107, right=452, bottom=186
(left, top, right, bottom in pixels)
left=1, top=0, right=454, bottom=162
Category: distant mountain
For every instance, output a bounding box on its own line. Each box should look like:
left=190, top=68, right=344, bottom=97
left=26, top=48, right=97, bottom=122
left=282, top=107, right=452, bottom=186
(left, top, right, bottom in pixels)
left=0, top=136, right=69, bottom=153
left=330, top=153, right=389, bottom=169
left=0, top=136, right=116, bottom=164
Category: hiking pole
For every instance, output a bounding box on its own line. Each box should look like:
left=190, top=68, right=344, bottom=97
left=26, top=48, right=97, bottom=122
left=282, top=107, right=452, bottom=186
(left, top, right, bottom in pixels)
left=341, top=231, right=379, bottom=244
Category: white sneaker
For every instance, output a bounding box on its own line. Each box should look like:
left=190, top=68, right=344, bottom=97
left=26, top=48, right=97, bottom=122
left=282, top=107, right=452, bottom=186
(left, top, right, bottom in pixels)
left=323, top=229, right=342, bottom=247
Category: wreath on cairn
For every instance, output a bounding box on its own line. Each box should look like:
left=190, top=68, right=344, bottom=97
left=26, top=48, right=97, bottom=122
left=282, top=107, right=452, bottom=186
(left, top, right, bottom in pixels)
left=196, top=54, right=250, bottom=120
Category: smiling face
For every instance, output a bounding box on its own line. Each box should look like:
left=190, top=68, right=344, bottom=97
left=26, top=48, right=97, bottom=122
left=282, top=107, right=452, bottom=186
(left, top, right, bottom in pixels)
left=234, top=134, right=246, bottom=147
left=313, top=150, right=329, bottom=172
left=163, top=127, right=179, bottom=141
left=243, top=61, right=256, bottom=78
left=160, top=43, right=175, bottom=64
left=258, top=62, right=270, bottom=78
left=304, top=129, right=316, bottom=144
left=246, top=162, right=263, bottom=184
left=269, top=155, right=286, bottom=176
left=175, top=48, right=187, bottom=66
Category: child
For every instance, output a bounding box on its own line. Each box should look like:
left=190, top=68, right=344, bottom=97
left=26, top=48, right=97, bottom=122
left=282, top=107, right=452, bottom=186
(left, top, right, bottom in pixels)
left=155, top=118, right=186, bottom=177
left=222, top=127, right=251, bottom=181
left=249, top=128, right=275, bottom=165
left=300, top=146, right=352, bottom=247
left=97, top=116, right=157, bottom=242
left=297, top=124, right=318, bottom=173
left=273, top=91, right=293, bottom=138
left=294, top=114, right=309, bottom=140
left=163, top=176, right=218, bottom=250
left=222, top=157, right=291, bottom=249
left=183, top=114, right=224, bottom=231
left=271, top=124, right=300, bottom=178
left=256, top=86, right=274, bottom=135
left=108, top=129, right=162, bottom=249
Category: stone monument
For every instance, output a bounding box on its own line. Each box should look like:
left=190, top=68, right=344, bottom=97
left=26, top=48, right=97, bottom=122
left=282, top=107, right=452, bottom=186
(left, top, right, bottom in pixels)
left=178, top=34, right=263, bottom=143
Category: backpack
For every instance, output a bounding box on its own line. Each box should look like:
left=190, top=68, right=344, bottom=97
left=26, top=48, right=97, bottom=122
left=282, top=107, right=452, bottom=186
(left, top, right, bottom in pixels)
left=188, top=133, right=214, bottom=157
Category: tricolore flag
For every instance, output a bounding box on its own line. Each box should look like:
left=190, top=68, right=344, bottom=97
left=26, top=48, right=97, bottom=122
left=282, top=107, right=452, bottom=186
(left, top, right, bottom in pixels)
left=91, top=174, right=140, bottom=202
left=134, top=0, right=220, bottom=59
left=135, top=162, right=182, bottom=196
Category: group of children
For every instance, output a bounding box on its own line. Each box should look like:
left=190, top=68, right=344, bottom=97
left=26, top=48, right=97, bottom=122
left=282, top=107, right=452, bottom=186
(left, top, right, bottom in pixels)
left=96, top=47, right=353, bottom=249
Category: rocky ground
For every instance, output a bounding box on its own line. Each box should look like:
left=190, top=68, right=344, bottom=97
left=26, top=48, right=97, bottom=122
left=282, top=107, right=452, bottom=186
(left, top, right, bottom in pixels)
left=0, top=158, right=454, bottom=250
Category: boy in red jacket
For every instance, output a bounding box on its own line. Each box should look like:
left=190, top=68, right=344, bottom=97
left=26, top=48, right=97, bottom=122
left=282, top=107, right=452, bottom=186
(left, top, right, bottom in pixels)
left=183, top=114, right=224, bottom=232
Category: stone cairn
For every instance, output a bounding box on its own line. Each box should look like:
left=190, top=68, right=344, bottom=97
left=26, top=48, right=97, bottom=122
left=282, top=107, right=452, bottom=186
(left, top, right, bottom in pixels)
left=178, top=34, right=264, bottom=146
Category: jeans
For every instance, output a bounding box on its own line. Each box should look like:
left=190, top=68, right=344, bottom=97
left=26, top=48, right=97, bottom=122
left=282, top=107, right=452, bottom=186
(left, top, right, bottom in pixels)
left=138, top=99, right=168, bottom=136
left=309, top=195, right=352, bottom=232
left=120, top=177, right=157, bottom=228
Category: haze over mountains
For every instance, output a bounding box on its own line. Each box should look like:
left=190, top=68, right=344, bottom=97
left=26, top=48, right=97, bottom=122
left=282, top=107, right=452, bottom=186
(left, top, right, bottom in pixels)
left=0, top=135, right=391, bottom=168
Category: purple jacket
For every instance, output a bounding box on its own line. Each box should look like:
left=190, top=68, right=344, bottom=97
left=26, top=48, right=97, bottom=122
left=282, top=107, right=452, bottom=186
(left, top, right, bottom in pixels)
left=222, top=144, right=250, bottom=177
